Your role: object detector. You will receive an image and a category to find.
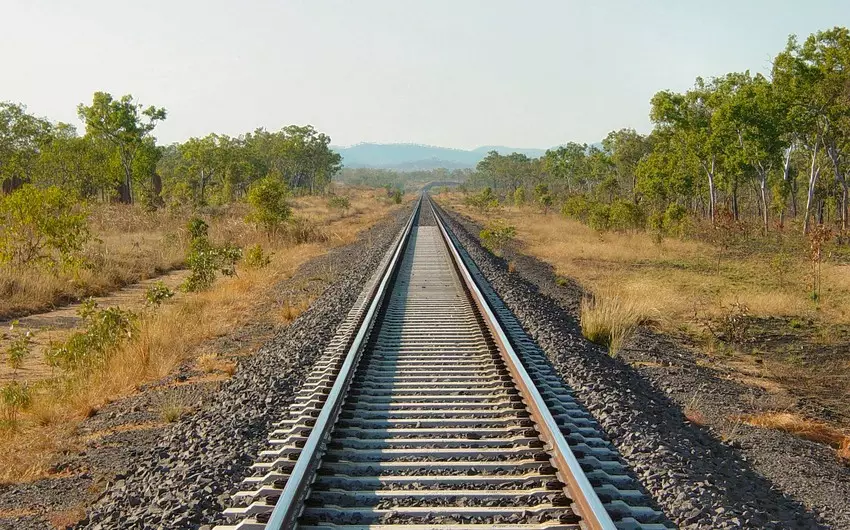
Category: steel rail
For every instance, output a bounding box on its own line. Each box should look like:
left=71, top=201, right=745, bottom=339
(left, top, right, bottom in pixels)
left=263, top=197, right=421, bottom=530
left=428, top=197, right=618, bottom=530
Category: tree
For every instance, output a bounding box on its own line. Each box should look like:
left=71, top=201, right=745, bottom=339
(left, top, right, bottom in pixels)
left=0, top=102, right=52, bottom=193
left=713, top=72, right=785, bottom=231
left=77, top=92, right=166, bottom=204
left=247, top=176, right=292, bottom=235
left=773, top=28, right=850, bottom=232
left=602, top=129, right=651, bottom=200
left=0, top=185, right=90, bottom=269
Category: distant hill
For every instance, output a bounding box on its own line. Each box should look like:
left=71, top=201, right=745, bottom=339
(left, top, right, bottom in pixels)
left=333, top=143, right=548, bottom=170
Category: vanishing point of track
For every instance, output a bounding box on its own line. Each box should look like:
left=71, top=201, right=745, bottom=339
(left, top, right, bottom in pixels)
left=216, top=195, right=672, bottom=530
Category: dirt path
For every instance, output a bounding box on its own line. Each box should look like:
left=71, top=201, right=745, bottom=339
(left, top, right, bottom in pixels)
left=0, top=270, right=189, bottom=383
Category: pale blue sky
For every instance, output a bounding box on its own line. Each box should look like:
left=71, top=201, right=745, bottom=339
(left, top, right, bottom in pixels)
left=2, top=1, right=847, bottom=148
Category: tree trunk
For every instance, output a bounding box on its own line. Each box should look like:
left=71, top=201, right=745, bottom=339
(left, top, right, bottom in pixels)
left=826, top=146, right=848, bottom=230
left=759, top=169, right=769, bottom=234
left=705, top=156, right=717, bottom=224
left=803, top=146, right=820, bottom=234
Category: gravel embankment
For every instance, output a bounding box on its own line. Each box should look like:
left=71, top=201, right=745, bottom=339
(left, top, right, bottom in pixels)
left=438, top=205, right=849, bottom=530
left=56, top=206, right=413, bottom=530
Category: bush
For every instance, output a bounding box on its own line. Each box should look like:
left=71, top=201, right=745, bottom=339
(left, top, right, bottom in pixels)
left=1, top=381, right=31, bottom=425
left=182, top=218, right=242, bottom=292
left=588, top=203, right=611, bottom=232
left=144, top=281, right=175, bottom=306
left=662, top=203, right=690, bottom=237
left=561, top=195, right=592, bottom=221
left=388, top=188, right=403, bottom=204
left=465, top=187, right=500, bottom=214
left=244, top=244, right=272, bottom=269
left=5, top=322, right=33, bottom=373
left=0, top=184, right=90, bottom=270
left=480, top=219, right=516, bottom=256
left=513, top=187, right=527, bottom=206
left=247, top=177, right=292, bottom=235
left=45, top=299, right=138, bottom=372
left=608, top=200, right=645, bottom=231
left=327, top=195, right=351, bottom=211
left=533, top=184, right=553, bottom=212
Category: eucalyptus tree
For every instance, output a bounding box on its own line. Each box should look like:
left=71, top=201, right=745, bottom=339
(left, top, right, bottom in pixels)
left=712, top=72, right=785, bottom=230
left=78, top=92, right=166, bottom=204
left=650, top=78, right=728, bottom=224
left=773, top=28, right=850, bottom=231
left=602, top=129, right=651, bottom=200
left=34, top=123, right=115, bottom=199
left=0, top=102, right=52, bottom=193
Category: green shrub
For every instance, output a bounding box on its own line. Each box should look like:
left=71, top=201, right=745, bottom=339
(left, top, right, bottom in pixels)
left=5, top=322, right=33, bottom=373
left=244, top=244, right=272, bottom=269
left=480, top=219, right=516, bottom=256
left=0, top=184, right=90, bottom=270
left=608, top=200, right=645, bottom=231
left=513, top=187, right=527, bottom=207
left=1, top=381, right=31, bottom=425
left=533, top=184, right=553, bottom=212
left=662, top=203, right=690, bottom=237
left=247, top=177, right=292, bottom=235
left=389, top=188, right=403, bottom=204
left=181, top=218, right=242, bottom=292
left=144, top=281, right=175, bottom=306
left=45, top=299, right=138, bottom=372
left=588, top=203, right=611, bottom=232
left=465, top=187, right=500, bottom=214
left=327, top=195, right=351, bottom=211
left=561, top=195, right=592, bottom=221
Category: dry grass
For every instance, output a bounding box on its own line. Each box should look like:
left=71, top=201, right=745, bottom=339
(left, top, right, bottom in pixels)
left=743, top=412, right=850, bottom=462
left=579, top=290, right=649, bottom=355
left=196, top=353, right=237, bottom=376
left=440, top=193, right=850, bottom=327
left=0, top=189, right=404, bottom=484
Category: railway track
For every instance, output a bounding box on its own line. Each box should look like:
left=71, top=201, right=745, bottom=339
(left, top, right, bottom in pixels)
left=216, top=196, right=673, bottom=530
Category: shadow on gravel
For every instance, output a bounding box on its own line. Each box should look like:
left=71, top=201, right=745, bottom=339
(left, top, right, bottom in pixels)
left=440, top=207, right=829, bottom=530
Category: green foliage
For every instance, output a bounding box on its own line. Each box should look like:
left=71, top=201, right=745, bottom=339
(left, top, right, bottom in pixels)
left=480, top=219, right=516, bottom=256
left=389, top=188, right=403, bottom=204
left=244, top=244, right=272, bottom=269
left=247, top=177, right=292, bottom=235
left=608, top=200, right=645, bottom=231
left=662, top=204, right=690, bottom=237
left=533, top=184, right=553, bottom=212
left=588, top=203, right=611, bottom=232
left=1, top=381, right=31, bottom=425
left=144, top=281, right=175, bottom=306
left=0, top=184, right=90, bottom=270
left=45, top=299, right=138, bottom=372
left=5, top=322, right=33, bottom=373
left=465, top=187, right=500, bottom=214
left=182, top=217, right=243, bottom=292
left=561, top=195, right=592, bottom=222
left=327, top=195, right=351, bottom=211
left=513, top=187, right=527, bottom=206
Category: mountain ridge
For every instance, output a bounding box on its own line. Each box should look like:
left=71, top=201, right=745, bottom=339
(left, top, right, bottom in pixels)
left=332, top=142, right=549, bottom=170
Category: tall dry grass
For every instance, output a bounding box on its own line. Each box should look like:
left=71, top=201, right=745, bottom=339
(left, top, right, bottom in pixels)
left=441, top=194, right=850, bottom=327
left=0, top=189, right=405, bottom=483
left=580, top=290, right=652, bottom=355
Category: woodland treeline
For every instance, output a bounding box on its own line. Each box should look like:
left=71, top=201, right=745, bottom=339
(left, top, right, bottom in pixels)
left=468, top=27, right=850, bottom=234
left=0, top=92, right=342, bottom=208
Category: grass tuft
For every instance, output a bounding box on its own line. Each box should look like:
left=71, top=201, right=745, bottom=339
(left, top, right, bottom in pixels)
left=743, top=412, right=850, bottom=462
left=580, top=290, right=647, bottom=355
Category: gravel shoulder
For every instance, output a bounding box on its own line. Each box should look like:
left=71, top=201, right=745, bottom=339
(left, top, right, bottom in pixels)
left=0, top=205, right=411, bottom=530
left=438, top=205, right=850, bottom=530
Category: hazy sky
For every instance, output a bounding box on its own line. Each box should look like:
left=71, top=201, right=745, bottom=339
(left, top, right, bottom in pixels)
left=2, top=1, right=848, bottom=149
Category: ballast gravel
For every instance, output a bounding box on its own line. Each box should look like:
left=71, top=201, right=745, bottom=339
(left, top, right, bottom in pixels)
left=69, top=206, right=412, bottom=530
left=438, top=205, right=850, bottom=530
